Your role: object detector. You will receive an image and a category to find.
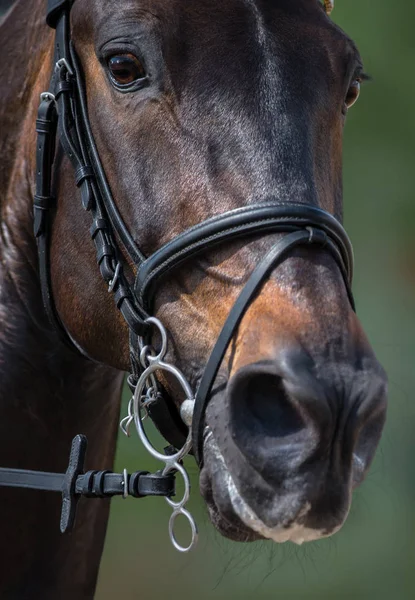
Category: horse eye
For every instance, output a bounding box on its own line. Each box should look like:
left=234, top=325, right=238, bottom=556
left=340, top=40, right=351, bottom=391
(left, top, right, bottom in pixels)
left=107, top=54, right=146, bottom=87
left=345, top=80, right=361, bottom=109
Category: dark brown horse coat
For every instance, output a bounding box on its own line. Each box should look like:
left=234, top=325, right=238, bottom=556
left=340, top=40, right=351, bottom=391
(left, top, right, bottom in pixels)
left=0, top=1, right=387, bottom=597
left=0, top=2, right=121, bottom=596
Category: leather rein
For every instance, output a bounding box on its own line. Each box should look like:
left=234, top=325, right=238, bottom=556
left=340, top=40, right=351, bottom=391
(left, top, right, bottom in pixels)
left=0, top=0, right=355, bottom=552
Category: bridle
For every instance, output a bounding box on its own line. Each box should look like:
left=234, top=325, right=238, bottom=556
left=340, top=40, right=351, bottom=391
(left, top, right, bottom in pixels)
left=0, top=0, right=354, bottom=553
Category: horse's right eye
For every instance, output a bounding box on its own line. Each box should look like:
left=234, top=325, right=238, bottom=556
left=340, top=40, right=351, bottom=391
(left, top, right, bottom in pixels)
left=107, top=54, right=146, bottom=87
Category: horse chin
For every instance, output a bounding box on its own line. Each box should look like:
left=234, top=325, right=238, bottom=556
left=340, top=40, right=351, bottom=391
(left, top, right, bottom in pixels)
left=199, top=431, right=341, bottom=545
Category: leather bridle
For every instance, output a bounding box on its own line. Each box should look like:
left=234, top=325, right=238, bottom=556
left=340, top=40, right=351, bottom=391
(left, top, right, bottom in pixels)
left=0, top=0, right=354, bottom=552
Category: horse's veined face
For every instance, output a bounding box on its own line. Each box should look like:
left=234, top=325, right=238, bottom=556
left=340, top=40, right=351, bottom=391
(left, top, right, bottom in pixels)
left=52, top=0, right=387, bottom=544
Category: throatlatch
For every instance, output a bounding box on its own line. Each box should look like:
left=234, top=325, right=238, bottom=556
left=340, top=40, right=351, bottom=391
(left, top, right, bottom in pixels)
left=0, top=0, right=353, bottom=554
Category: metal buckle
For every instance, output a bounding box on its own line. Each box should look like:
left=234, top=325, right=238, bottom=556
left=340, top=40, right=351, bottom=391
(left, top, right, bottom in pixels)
left=108, top=263, right=121, bottom=292
left=40, top=92, right=56, bottom=103
left=55, top=57, right=74, bottom=77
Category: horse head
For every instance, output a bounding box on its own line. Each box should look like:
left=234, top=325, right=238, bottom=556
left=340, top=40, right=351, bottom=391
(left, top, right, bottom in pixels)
left=48, top=0, right=387, bottom=545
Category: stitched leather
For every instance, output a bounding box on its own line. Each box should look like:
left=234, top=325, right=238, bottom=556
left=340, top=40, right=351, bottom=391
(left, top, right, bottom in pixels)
left=135, top=203, right=354, bottom=309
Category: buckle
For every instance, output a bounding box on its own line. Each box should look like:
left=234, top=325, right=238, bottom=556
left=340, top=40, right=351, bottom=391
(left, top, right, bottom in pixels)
left=55, top=57, right=74, bottom=76
left=39, top=91, right=56, bottom=104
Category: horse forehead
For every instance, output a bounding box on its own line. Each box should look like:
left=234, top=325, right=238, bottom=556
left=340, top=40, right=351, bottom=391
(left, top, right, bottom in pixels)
left=76, top=0, right=352, bottom=92
left=81, top=0, right=336, bottom=45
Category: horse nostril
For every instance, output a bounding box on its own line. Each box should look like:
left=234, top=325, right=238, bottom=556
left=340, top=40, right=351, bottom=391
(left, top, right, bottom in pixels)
left=233, top=372, right=304, bottom=439
left=227, top=361, right=321, bottom=482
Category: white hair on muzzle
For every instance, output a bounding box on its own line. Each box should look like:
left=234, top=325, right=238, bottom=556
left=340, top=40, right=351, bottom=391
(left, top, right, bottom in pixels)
left=323, top=0, right=334, bottom=14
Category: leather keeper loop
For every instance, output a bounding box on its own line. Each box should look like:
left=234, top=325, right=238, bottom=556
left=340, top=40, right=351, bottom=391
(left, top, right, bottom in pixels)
left=93, top=470, right=111, bottom=498
left=128, top=471, right=149, bottom=498
left=36, top=119, right=53, bottom=134
left=75, top=165, right=94, bottom=187
left=114, top=285, right=130, bottom=307
left=99, top=257, right=114, bottom=283
left=90, top=218, right=108, bottom=239
left=138, top=472, right=176, bottom=497
left=307, top=227, right=327, bottom=246
left=55, top=80, right=72, bottom=98
left=34, top=195, right=54, bottom=210
left=81, top=470, right=97, bottom=498
left=96, top=244, right=114, bottom=264
left=124, top=308, right=151, bottom=337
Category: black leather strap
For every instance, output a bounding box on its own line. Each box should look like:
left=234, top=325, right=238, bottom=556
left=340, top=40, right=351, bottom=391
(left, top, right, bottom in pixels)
left=35, top=8, right=151, bottom=342
left=0, top=468, right=64, bottom=492
left=147, top=394, right=189, bottom=450
left=46, top=0, right=73, bottom=28
left=0, top=435, right=175, bottom=534
left=34, top=94, right=70, bottom=345
left=192, top=227, right=349, bottom=465
left=69, top=45, right=146, bottom=267
left=134, top=203, right=354, bottom=310
left=0, top=466, right=176, bottom=498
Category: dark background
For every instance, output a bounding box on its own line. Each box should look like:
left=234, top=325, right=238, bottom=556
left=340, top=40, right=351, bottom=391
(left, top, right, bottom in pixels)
left=2, top=1, right=413, bottom=598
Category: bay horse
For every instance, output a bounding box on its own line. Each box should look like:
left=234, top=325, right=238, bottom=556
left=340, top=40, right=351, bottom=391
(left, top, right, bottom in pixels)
left=0, top=0, right=387, bottom=597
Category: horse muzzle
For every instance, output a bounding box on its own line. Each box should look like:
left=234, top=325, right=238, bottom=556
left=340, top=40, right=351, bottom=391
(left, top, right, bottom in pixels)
left=199, top=347, right=388, bottom=544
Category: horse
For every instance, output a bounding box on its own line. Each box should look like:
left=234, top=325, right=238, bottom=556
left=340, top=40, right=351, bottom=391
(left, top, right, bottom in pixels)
left=0, top=0, right=388, bottom=597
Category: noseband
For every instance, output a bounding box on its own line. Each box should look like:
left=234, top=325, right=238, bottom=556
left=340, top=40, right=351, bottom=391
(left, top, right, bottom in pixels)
left=0, top=0, right=354, bottom=552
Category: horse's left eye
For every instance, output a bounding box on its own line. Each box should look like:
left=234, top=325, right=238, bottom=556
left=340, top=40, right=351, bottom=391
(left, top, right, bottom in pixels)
left=345, top=80, right=361, bottom=109
left=107, top=54, right=146, bottom=87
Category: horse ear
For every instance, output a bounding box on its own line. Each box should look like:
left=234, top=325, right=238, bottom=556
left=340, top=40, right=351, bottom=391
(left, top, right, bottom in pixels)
left=323, top=0, right=334, bottom=15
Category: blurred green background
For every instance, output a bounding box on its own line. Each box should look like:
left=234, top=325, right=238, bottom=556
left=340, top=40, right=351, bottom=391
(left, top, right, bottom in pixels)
left=1, top=0, right=412, bottom=597
left=96, top=2, right=415, bottom=599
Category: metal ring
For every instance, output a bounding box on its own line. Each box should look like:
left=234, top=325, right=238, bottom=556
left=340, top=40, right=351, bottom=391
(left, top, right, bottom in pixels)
left=139, top=345, right=153, bottom=369
left=142, top=317, right=168, bottom=363
left=168, top=508, right=198, bottom=553
left=108, top=262, right=121, bottom=292
left=132, top=361, right=194, bottom=461
left=164, top=461, right=191, bottom=510
left=119, top=398, right=134, bottom=437
left=120, top=413, right=133, bottom=437
left=122, top=468, right=128, bottom=499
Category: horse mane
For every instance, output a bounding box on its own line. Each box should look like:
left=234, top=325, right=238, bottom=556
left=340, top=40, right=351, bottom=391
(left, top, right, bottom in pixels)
left=0, top=0, right=53, bottom=203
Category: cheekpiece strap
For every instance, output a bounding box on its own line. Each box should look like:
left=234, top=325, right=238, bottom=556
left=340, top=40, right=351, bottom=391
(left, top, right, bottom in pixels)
left=46, top=0, right=74, bottom=28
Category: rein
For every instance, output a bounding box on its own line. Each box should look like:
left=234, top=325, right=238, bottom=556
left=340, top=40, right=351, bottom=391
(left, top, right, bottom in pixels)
left=0, top=0, right=353, bottom=552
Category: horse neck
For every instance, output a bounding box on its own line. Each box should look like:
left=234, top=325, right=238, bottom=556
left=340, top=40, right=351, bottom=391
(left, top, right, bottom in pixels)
left=0, top=0, right=50, bottom=194
left=0, top=0, right=126, bottom=447
left=0, top=7, right=125, bottom=592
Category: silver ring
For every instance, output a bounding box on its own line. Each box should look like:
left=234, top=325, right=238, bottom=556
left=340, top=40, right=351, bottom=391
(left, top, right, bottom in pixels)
left=168, top=508, right=198, bottom=553
left=133, top=362, right=194, bottom=464
left=122, top=468, right=128, bottom=499
left=141, top=317, right=168, bottom=363
left=164, top=462, right=191, bottom=510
